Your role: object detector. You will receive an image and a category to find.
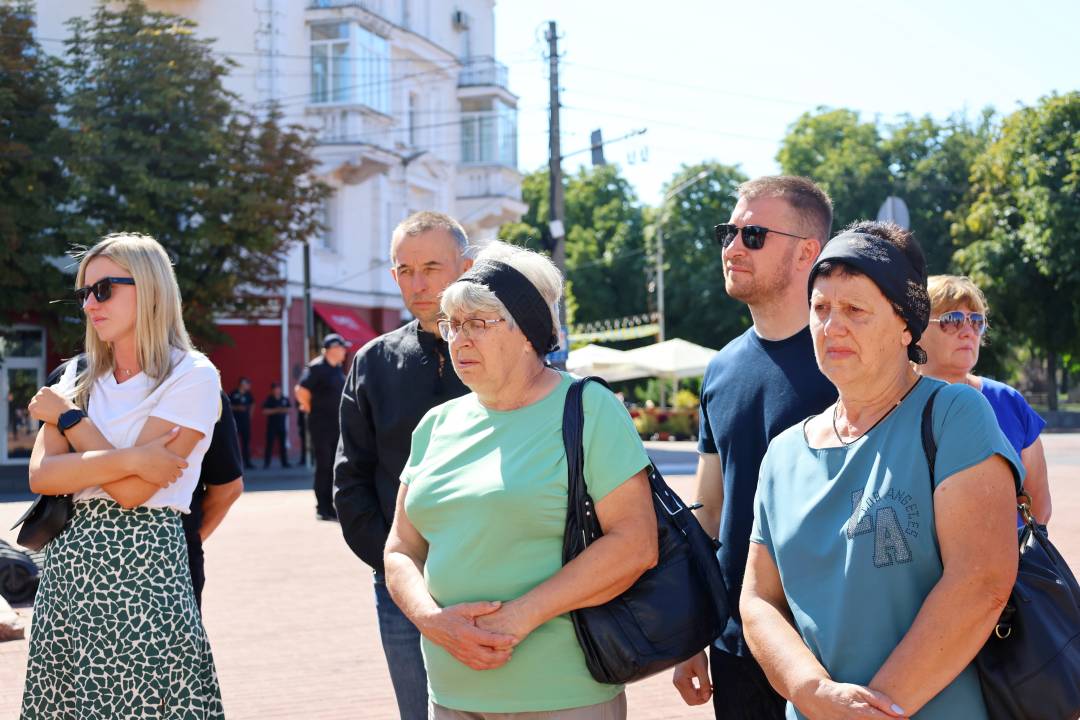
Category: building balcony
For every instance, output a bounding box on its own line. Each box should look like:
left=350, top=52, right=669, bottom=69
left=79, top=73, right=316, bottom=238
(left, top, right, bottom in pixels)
left=457, top=57, right=517, bottom=106
left=305, top=103, right=394, bottom=145
left=456, top=165, right=527, bottom=236
left=459, top=57, right=509, bottom=90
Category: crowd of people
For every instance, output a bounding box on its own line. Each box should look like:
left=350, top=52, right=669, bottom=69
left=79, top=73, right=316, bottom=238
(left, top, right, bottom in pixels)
left=16, top=175, right=1052, bottom=719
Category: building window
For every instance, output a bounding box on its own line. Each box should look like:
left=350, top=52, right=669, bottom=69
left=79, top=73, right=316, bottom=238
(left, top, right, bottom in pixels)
left=408, top=92, right=420, bottom=147
left=316, top=195, right=336, bottom=252
left=461, top=98, right=517, bottom=166
left=310, top=22, right=390, bottom=113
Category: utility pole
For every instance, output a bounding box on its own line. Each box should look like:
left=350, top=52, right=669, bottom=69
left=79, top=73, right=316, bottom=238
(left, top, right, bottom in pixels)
left=546, top=20, right=567, bottom=367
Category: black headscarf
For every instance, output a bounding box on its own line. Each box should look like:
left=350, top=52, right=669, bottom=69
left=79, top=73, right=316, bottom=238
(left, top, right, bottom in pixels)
left=456, top=260, right=558, bottom=356
left=808, top=231, right=930, bottom=364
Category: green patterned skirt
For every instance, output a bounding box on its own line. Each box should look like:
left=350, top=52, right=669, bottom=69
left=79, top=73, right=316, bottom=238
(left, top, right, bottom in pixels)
left=21, top=498, right=224, bottom=719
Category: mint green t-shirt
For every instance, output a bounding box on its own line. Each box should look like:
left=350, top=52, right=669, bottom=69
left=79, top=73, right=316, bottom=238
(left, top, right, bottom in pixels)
left=401, top=372, right=650, bottom=713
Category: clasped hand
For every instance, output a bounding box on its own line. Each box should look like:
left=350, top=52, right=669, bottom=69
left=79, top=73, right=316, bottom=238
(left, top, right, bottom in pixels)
left=796, top=679, right=909, bottom=720
left=421, top=600, right=535, bottom=672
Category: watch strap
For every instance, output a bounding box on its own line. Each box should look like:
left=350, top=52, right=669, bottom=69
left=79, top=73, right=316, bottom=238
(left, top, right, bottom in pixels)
left=58, top=408, right=87, bottom=435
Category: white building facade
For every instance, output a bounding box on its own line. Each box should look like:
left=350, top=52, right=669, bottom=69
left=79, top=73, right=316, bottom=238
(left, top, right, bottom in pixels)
left=8, top=0, right=525, bottom=463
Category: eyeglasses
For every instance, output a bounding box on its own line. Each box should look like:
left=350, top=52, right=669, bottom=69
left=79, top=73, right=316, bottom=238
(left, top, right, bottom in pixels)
left=714, top=223, right=809, bottom=250
left=74, top=277, right=136, bottom=306
left=930, top=310, right=988, bottom=336
left=436, top=317, right=507, bottom=341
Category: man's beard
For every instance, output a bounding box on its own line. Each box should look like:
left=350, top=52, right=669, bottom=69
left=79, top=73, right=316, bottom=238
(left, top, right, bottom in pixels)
left=725, top=246, right=797, bottom=305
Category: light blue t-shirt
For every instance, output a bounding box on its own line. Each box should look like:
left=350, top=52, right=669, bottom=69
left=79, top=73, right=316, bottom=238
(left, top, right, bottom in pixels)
left=751, top=378, right=1023, bottom=720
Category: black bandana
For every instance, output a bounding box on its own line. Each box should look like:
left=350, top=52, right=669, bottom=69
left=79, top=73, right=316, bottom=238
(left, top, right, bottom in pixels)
left=456, top=260, right=558, bottom=356
left=808, top=231, right=930, bottom=364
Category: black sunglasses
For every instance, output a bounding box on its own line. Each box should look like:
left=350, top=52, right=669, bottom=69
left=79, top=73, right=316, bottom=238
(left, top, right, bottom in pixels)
left=74, top=277, right=136, bottom=305
left=714, top=223, right=809, bottom=250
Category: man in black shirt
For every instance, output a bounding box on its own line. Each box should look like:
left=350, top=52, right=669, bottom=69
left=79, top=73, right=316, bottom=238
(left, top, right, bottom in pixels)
left=262, top=382, right=291, bottom=469
left=296, top=333, right=350, bottom=521
left=335, top=211, right=471, bottom=720
left=183, top=391, right=244, bottom=609
left=672, top=176, right=836, bottom=719
left=228, top=378, right=255, bottom=470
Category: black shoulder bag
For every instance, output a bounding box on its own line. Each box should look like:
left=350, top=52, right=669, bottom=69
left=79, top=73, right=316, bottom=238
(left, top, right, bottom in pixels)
left=561, top=376, right=730, bottom=685
left=10, top=356, right=86, bottom=551
left=921, top=388, right=1080, bottom=720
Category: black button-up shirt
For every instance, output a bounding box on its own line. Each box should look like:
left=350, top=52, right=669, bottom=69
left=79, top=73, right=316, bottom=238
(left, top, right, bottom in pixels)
left=334, top=320, right=469, bottom=573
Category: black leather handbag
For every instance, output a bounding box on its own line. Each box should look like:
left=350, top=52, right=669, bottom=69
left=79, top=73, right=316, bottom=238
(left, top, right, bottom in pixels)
left=11, top=355, right=84, bottom=552
left=12, top=494, right=73, bottom=552
left=922, top=389, right=1080, bottom=720
left=561, top=376, right=730, bottom=685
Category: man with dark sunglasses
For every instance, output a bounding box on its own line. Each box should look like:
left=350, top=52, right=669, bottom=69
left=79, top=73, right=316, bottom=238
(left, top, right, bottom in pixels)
left=673, top=176, right=838, bottom=720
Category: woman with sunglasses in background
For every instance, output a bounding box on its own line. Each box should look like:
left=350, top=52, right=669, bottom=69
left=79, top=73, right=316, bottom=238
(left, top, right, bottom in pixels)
left=22, top=233, right=224, bottom=718
left=919, top=274, right=1052, bottom=524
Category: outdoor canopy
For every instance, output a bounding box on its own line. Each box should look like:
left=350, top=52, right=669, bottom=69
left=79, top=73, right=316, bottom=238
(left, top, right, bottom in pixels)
left=566, top=338, right=717, bottom=383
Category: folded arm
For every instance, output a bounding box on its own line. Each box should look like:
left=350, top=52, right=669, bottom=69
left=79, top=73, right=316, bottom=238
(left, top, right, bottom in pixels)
left=29, top=414, right=203, bottom=508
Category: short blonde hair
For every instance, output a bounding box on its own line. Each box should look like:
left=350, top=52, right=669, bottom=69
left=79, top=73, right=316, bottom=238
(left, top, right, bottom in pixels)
left=440, top=241, right=563, bottom=355
left=73, top=233, right=195, bottom=409
left=927, top=275, right=988, bottom=316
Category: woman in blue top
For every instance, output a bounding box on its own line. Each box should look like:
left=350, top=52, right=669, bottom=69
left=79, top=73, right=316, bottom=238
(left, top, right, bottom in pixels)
left=919, top=274, right=1051, bottom=524
left=741, top=222, right=1023, bottom=720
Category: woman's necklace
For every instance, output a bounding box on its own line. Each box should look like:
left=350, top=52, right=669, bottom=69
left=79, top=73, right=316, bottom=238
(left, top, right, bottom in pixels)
left=832, top=375, right=922, bottom=446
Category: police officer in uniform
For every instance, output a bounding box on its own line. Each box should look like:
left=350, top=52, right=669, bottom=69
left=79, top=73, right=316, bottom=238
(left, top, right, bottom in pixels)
left=262, top=382, right=291, bottom=469
left=229, top=377, right=255, bottom=470
left=295, top=333, right=350, bottom=520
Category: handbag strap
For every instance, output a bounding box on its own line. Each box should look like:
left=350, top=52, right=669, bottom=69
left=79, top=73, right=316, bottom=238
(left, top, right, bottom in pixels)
left=920, top=386, right=943, bottom=484
left=922, top=383, right=1024, bottom=499
left=562, top=376, right=613, bottom=555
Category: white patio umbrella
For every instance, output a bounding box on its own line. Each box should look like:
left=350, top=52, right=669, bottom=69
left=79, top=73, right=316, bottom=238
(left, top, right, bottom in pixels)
left=566, top=343, right=651, bottom=382
left=620, top=338, right=717, bottom=379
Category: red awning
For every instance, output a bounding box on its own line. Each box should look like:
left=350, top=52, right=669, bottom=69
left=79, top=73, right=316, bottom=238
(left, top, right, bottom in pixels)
left=313, top=302, right=378, bottom=347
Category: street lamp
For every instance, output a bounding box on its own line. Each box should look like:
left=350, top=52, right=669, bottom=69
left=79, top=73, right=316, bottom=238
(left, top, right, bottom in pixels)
left=654, top=170, right=709, bottom=408
left=656, top=169, right=710, bottom=343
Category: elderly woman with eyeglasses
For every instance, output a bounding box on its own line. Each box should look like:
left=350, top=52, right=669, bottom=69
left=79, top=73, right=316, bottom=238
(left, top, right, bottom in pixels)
left=918, top=275, right=1051, bottom=524
left=383, top=241, right=658, bottom=720
left=740, top=222, right=1023, bottom=720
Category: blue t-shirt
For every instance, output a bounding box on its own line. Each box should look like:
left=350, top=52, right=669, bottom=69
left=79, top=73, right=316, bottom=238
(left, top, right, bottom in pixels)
left=980, top=376, right=1045, bottom=455
left=751, top=379, right=1023, bottom=720
left=698, top=325, right=837, bottom=656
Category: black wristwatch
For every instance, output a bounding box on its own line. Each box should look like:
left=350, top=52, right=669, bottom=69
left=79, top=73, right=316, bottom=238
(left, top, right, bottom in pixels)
left=57, top=408, right=87, bottom=436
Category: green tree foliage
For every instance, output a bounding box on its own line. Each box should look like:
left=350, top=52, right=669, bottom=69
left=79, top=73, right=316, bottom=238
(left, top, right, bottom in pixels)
left=499, top=165, right=647, bottom=324
left=953, top=92, right=1080, bottom=410
left=883, top=112, right=994, bottom=273
left=0, top=3, right=73, bottom=341
left=778, top=108, right=991, bottom=274
left=777, top=108, right=889, bottom=233
left=651, top=162, right=749, bottom=350
left=59, top=1, right=328, bottom=345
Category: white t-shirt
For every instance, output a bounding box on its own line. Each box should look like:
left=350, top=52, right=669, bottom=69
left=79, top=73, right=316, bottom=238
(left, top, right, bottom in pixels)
left=56, top=348, right=222, bottom=513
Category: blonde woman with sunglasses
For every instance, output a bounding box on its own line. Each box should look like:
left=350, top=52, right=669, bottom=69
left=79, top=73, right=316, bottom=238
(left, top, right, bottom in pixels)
left=21, top=233, right=224, bottom=718
left=919, top=274, right=1051, bottom=525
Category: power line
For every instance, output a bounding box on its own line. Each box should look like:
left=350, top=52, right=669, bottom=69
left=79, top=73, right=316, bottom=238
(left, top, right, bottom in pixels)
left=562, top=102, right=781, bottom=144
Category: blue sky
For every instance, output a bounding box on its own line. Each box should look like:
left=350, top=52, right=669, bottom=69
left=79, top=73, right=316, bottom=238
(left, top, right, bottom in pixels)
left=495, top=0, right=1079, bottom=205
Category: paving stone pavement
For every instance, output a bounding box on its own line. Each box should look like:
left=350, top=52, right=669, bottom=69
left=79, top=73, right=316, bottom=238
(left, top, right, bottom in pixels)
left=1, top=436, right=1078, bottom=718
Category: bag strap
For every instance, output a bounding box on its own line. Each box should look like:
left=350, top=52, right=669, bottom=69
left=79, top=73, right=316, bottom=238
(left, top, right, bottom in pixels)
left=922, top=384, right=1024, bottom=500
left=562, top=376, right=613, bottom=552
left=921, top=386, right=942, bottom=487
